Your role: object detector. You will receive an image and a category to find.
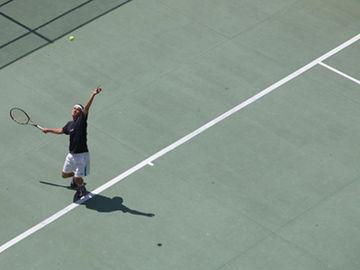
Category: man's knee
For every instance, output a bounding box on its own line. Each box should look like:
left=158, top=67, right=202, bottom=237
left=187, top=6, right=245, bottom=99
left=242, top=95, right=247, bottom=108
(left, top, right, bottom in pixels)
left=62, top=172, right=74, bottom=178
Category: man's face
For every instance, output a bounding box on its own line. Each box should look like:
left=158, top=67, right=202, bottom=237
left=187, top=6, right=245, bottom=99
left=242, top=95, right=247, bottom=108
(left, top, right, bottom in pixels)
left=71, top=106, right=82, bottom=120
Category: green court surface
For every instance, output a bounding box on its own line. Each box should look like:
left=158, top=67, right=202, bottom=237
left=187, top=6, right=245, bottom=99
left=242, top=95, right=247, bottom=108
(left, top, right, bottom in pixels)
left=0, top=0, right=359, bottom=269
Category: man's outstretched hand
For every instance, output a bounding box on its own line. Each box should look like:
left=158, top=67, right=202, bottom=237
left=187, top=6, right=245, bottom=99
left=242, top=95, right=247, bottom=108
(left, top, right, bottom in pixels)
left=94, top=87, right=102, bottom=95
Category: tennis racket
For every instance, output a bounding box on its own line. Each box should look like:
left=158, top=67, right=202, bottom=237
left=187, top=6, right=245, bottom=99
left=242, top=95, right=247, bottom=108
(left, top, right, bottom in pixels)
left=10, top=107, right=43, bottom=131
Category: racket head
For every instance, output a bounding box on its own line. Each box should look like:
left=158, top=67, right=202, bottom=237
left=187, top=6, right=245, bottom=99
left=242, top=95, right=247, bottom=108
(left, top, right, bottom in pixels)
left=10, top=107, right=30, bottom=125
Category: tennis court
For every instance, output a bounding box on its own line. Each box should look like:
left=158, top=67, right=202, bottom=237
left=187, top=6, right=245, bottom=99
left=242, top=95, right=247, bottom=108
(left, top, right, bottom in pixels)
left=0, top=0, right=360, bottom=269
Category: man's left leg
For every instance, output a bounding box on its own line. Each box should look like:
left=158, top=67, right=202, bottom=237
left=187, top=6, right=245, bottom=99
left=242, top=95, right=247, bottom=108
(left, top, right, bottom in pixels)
left=74, top=177, right=87, bottom=198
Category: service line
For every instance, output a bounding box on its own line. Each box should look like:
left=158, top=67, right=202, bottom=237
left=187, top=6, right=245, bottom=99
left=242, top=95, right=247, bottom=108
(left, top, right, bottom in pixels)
left=319, top=62, right=360, bottom=85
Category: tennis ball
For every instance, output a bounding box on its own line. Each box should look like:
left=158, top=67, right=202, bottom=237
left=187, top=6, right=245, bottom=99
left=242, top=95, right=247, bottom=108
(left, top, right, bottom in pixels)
left=68, top=35, right=75, bottom=41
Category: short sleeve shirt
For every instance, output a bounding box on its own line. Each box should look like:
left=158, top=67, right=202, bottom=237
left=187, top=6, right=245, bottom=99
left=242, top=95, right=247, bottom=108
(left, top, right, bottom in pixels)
left=62, top=112, right=88, bottom=153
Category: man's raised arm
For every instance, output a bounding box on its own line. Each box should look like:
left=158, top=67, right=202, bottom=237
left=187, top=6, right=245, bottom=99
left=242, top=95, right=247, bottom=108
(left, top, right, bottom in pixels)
left=84, top=87, right=102, bottom=115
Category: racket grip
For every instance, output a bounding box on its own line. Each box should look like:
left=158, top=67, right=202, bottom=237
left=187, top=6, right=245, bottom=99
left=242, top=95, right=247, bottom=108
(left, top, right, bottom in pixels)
left=35, top=124, right=44, bottom=131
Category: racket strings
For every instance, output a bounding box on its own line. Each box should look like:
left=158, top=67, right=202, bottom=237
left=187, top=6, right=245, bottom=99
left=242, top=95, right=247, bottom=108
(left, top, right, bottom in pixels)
left=10, top=108, right=30, bottom=125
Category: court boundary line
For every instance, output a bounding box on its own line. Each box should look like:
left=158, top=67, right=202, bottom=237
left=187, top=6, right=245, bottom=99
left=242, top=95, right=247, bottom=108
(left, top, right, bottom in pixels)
left=0, top=33, right=359, bottom=255
left=319, top=62, right=360, bottom=85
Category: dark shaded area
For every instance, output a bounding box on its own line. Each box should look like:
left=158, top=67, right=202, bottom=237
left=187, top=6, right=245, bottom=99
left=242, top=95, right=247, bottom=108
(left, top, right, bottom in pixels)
left=0, top=0, right=15, bottom=9
left=39, top=180, right=155, bottom=217
left=0, top=0, right=132, bottom=70
left=0, top=11, right=51, bottom=41
left=39, top=180, right=73, bottom=189
left=83, top=194, right=155, bottom=217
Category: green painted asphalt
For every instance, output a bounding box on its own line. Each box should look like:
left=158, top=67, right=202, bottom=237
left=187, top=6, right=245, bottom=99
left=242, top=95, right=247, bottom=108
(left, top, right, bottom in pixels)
left=0, top=0, right=359, bottom=269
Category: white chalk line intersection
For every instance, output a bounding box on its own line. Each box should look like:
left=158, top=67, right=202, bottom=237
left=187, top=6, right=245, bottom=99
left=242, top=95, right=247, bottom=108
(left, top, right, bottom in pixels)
left=319, top=62, right=360, bottom=85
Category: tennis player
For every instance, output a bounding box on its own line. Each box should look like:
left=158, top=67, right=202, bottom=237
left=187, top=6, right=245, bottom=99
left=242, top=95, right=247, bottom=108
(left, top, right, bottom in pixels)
left=42, top=87, right=102, bottom=199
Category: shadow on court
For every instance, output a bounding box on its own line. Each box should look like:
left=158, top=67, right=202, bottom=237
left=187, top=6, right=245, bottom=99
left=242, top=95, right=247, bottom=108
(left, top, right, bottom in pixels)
left=0, top=0, right=133, bottom=70
left=82, top=194, right=155, bottom=217
left=39, top=180, right=155, bottom=217
left=39, top=180, right=74, bottom=190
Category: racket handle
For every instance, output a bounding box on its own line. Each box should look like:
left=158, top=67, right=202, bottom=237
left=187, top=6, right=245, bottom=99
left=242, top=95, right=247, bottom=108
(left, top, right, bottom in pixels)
left=34, top=124, right=44, bottom=131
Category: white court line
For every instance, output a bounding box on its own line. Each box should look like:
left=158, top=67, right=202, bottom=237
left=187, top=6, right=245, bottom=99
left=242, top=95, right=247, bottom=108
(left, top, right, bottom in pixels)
left=0, top=33, right=359, bottom=255
left=319, top=62, right=360, bottom=85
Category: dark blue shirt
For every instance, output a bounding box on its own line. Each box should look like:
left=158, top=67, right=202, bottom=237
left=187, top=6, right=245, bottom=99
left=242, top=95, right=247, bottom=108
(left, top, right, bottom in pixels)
left=62, top=112, right=88, bottom=153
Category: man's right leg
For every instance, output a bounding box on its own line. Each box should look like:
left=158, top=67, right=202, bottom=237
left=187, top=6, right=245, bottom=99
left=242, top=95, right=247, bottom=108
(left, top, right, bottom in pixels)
left=62, top=171, right=77, bottom=189
left=62, top=153, right=76, bottom=188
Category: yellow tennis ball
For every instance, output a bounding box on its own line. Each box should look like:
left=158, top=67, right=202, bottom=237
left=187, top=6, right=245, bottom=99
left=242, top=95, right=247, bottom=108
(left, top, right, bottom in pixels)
left=68, top=35, right=75, bottom=41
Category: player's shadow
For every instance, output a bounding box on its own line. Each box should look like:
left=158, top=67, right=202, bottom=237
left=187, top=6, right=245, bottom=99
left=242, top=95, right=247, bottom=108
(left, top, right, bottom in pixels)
left=39, top=180, right=74, bottom=190
left=82, top=194, right=155, bottom=217
left=39, top=180, right=155, bottom=217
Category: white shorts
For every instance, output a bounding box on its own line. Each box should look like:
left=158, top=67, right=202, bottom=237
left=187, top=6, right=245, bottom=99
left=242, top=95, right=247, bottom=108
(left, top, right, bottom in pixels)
left=62, top=152, right=90, bottom=177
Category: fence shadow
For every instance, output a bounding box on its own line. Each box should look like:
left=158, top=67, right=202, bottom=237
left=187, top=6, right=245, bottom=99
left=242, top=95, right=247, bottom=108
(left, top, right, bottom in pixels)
left=0, top=0, right=133, bottom=70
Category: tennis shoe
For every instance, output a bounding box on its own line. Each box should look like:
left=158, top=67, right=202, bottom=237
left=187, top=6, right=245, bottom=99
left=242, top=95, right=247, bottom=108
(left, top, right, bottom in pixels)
left=76, top=185, right=87, bottom=199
